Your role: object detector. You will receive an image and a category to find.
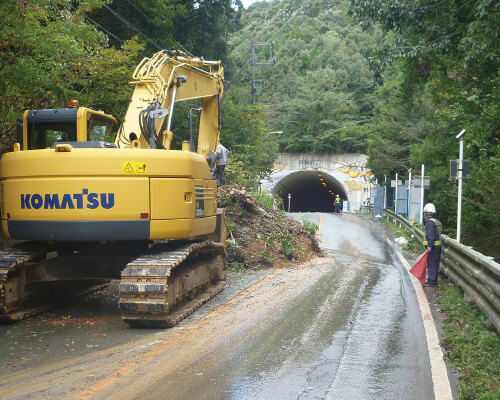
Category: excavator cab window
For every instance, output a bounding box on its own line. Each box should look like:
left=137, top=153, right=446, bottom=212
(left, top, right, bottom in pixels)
left=25, top=109, right=77, bottom=150
left=87, top=114, right=117, bottom=143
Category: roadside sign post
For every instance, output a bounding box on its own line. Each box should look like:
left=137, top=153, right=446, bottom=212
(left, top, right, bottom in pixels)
left=420, top=164, right=424, bottom=223
left=408, top=168, right=412, bottom=221
left=384, top=175, right=387, bottom=209
left=395, top=173, right=398, bottom=213
left=456, top=129, right=466, bottom=242
left=288, top=193, right=291, bottom=213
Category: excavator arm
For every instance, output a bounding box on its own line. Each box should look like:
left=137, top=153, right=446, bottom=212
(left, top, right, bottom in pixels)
left=115, top=50, right=224, bottom=159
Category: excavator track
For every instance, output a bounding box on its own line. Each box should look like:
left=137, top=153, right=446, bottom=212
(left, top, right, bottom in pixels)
left=0, top=246, right=48, bottom=322
left=119, top=240, right=226, bottom=328
left=0, top=245, right=113, bottom=323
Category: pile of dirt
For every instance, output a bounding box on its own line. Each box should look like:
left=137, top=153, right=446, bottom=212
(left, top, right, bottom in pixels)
left=217, top=184, right=321, bottom=269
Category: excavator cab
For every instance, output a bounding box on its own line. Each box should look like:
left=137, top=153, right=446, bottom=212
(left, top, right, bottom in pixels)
left=21, top=102, right=118, bottom=150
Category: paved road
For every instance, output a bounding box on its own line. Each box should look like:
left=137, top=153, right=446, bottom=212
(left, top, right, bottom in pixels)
left=0, top=213, right=435, bottom=399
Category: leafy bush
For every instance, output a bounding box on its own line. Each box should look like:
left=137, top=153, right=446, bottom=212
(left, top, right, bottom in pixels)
left=229, top=261, right=245, bottom=272
left=297, top=214, right=318, bottom=235
left=226, top=219, right=236, bottom=231
left=280, top=235, right=298, bottom=259
left=302, top=221, right=318, bottom=236
left=259, top=253, right=275, bottom=264
left=250, top=192, right=274, bottom=208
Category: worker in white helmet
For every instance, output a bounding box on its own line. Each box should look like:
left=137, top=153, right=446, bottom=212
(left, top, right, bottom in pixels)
left=423, top=203, right=442, bottom=287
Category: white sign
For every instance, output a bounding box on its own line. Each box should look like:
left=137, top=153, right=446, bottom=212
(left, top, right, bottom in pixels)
left=391, top=180, right=402, bottom=188
left=413, top=175, right=431, bottom=188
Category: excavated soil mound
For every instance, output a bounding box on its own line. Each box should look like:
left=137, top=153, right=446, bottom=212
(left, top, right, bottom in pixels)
left=217, top=184, right=321, bottom=269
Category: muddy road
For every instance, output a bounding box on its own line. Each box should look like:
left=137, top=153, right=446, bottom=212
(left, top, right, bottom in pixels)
left=0, top=213, right=446, bottom=399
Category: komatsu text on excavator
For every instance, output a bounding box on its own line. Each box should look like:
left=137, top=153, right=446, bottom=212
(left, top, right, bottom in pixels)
left=0, top=50, right=227, bottom=327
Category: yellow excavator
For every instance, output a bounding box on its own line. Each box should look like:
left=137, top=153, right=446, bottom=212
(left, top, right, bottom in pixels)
left=0, top=50, right=227, bottom=327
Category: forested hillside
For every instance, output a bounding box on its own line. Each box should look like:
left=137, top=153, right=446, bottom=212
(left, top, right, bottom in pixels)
left=228, top=0, right=381, bottom=154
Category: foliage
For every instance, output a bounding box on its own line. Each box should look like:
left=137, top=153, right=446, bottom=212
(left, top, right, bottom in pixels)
left=0, top=0, right=142, bottom=153
left=222, top=92, right=277, bottom=188
left=226, top=219, right=236, bottom=231
left=250, top=191, right=275, bottom=208
left=259, top=252, right=275, bottom=264
left=228, top=0, right=382, bottom=154
left=302, top=220, right=318, bottom=236
left=89, top=0, right=242, bottom=62
left=279, top=235, right=298, bottom=259
left=384, top=216, right=422, bottom=254
left=436, top=281, right=500, bottom=399
left=229, top=261, right=245, bottom=272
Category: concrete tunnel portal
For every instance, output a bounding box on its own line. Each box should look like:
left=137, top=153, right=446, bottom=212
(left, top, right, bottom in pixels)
left=272, top=170, right=348, bottom=212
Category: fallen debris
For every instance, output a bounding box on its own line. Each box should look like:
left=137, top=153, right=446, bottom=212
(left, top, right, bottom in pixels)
left=218, top=184, right=321, bottom=269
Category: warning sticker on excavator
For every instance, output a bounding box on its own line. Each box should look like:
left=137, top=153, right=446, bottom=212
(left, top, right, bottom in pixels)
left=122, top=162, right=147, bottom=174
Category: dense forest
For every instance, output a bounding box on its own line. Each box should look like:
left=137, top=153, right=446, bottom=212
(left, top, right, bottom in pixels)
left=0, top=0, right=498, bottom=257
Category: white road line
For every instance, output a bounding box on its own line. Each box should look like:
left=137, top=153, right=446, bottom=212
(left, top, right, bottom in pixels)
left=387, top=238, right=453, bottom=400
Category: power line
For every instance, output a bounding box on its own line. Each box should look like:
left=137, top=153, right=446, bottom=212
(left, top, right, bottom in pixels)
left=69, top=5, right=125, bottom=45
left=102, top=4, right=163, bottom=51
left=121, top=0, right=192, bottom=56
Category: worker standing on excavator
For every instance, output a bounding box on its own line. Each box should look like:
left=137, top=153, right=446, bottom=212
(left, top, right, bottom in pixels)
left=423, top=203, right=442, bottom=287
left=215, top=142, right=230, bottom=186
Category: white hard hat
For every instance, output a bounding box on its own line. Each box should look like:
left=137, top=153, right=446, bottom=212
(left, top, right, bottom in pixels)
left=423, top=203, right=436, bottom=213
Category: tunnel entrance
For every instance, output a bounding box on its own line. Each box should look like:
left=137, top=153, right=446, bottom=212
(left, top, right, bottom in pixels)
left=272, top=171, right=348, bottom=212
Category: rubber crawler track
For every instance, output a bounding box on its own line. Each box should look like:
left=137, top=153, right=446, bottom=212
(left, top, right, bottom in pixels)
left=119, top=240, right=226, bottom=328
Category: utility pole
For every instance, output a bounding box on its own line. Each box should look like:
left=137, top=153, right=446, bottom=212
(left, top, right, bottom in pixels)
left=251, top=41, right=275, bottom=105
left=251, top=41, right=256, bottom=105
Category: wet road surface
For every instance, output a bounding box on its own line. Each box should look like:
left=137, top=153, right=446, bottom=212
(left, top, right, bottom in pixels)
left=0, top=213, right=434, bottom=399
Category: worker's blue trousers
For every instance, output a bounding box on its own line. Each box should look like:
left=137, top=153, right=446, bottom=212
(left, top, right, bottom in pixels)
left=427, top=246, right=442, bottom=285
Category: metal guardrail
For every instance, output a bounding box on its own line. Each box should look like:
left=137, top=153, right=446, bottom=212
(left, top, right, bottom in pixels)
left=383, top=208, right=500, bottom=332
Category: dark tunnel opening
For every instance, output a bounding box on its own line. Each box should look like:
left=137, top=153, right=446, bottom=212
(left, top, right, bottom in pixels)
left=272, top=171, right=348, bottom=212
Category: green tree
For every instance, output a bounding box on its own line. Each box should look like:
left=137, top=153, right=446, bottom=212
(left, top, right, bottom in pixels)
left=0, top=0, right=142, bottom=153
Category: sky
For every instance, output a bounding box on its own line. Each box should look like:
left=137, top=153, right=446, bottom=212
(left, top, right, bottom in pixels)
left=241, top=0, right=265, bottom=9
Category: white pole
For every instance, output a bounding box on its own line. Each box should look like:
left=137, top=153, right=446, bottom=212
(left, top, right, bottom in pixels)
left=457, top=130, right=466, bottom=242
left=384, top=175, right=387, bottom=209
left=408, top=168, right=412, bottom=220
left=395, top=173, right=399, bottom=214
left=288, top=193, right=291, bottom=213
left=420, top=164, right=425, bottom=223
